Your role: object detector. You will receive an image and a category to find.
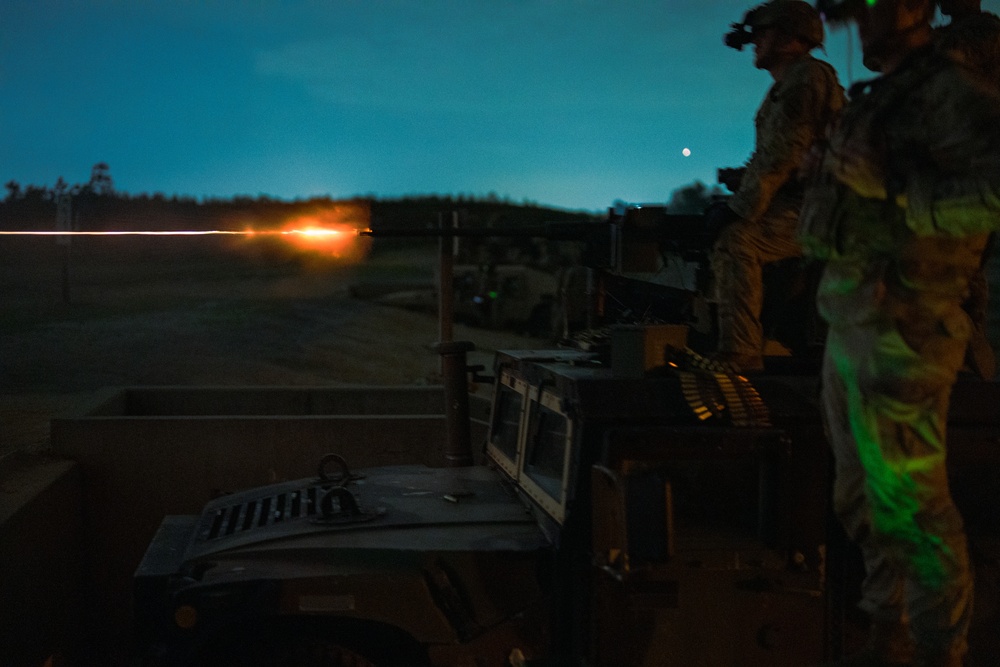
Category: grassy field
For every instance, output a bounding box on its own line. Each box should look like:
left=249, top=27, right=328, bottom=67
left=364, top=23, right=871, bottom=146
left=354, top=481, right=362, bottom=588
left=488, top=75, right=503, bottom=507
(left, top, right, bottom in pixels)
left=0, top=234, right=543, bottom=459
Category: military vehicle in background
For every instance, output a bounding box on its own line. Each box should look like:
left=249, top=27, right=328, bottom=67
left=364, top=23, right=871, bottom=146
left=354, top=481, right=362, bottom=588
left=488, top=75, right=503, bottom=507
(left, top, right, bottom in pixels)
left=352, top=262, right=564, bottom=339
left=450, top=264, right=560, bottom=337
left=352, top=223, right=578, bottom=340
left=133, top=199, right=1000, bottom=665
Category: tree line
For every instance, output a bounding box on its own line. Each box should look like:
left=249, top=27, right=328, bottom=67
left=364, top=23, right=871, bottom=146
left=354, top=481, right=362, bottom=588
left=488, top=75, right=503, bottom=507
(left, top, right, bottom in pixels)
left=3, top=162, right=722, bottom=235
left=1, top=163, right=601, bottom=235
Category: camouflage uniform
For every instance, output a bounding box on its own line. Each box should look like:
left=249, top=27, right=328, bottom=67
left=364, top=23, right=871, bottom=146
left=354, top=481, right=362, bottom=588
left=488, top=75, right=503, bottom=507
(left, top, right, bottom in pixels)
left=800, top=47, right=1000, bottom=664
left=936, top=10, right=1000, bottom=379
left=712, top=54, right=843, bottom=360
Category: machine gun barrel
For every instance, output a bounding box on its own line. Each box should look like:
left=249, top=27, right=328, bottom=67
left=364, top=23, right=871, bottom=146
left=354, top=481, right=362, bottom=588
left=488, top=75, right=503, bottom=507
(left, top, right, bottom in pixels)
left=359, top=221, right=605, bottom=241
left=360, top=212, right=709, bottom=245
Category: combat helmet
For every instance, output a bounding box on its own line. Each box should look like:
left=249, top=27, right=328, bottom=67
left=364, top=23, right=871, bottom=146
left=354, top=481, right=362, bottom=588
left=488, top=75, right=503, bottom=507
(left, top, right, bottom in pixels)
left=725, top=1, right=825, bottom=50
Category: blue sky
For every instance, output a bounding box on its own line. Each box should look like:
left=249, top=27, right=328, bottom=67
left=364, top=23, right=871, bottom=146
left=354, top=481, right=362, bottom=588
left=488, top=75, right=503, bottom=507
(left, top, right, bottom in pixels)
left=3, top=1, right=997, bottom=212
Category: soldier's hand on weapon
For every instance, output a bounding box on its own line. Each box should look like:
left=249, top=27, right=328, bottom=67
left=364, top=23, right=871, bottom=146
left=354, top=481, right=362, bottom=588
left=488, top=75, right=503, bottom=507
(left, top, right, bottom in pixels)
left=704, top=201, right=742, bottom=238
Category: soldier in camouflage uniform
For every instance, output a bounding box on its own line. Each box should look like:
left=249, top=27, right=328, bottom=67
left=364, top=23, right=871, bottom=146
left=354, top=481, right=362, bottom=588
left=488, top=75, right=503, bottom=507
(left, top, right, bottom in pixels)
left=709, top=0, right=844, bottom=372
left=801, top=1, right=1000, bottom=664
left=936, top=0, right=1000, bottom=380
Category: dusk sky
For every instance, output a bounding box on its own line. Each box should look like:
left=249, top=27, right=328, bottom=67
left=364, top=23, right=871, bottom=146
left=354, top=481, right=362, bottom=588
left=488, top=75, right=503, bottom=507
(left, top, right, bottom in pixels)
left=4, top=1, right=997, bottom=213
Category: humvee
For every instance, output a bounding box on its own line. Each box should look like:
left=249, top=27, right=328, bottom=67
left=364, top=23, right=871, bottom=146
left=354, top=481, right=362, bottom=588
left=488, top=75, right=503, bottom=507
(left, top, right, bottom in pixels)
left=133, top=204, right=1000, bottom=665
left=133, top=334, right=839, bottom=666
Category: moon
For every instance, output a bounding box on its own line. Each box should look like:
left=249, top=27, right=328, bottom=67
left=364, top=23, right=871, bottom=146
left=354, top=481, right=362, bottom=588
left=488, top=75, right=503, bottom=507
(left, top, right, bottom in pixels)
left=682, top=148, right=691, bottom=157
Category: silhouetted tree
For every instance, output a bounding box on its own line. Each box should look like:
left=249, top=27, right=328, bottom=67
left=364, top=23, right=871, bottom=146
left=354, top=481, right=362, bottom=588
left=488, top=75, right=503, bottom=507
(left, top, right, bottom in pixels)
left=22, top=184, right=48, bottom=204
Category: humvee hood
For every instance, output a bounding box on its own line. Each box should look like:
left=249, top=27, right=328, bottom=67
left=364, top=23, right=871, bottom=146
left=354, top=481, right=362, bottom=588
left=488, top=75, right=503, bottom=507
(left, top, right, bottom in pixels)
left=181, top=465, right=545, bottom=561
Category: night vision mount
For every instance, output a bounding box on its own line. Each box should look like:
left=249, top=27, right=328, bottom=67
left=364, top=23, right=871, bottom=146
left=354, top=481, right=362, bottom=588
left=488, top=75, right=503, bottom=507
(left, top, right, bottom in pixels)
left=723, top=5, right=762, bottom=50
left=722, top=5, right=765, bottom=51
left=724, top=21, right=754, bottom=50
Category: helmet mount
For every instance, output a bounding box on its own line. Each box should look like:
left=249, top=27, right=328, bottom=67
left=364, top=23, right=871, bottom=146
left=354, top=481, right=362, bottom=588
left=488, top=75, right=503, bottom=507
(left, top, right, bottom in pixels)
left=725, top=1, right=826, bottom=50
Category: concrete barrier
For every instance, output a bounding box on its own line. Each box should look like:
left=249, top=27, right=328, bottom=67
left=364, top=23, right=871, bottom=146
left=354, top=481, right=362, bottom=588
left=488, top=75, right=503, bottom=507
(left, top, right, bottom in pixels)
left=0, top=454, right=84, bottom=667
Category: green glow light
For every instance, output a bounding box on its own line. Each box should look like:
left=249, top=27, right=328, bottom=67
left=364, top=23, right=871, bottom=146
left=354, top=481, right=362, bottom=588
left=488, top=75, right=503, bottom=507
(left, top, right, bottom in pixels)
left=829, top=333, right=951, bottom=592
left=488, top=291, right=499, bottom=299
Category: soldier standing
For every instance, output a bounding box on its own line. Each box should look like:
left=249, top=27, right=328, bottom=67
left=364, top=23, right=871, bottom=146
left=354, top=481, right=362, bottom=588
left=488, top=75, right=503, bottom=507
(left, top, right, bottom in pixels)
left=801, top=0, right=1000, bottom=664
left=709, top=0, right=844, bottom=372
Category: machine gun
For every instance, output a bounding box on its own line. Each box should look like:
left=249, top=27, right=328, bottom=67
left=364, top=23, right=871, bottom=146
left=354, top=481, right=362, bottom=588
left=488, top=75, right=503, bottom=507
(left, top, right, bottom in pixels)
left=362, top=201, right=821, bottom=361
left=360, top=205, right=712, bottom=273
left=361, top=205, right=718, bottom=343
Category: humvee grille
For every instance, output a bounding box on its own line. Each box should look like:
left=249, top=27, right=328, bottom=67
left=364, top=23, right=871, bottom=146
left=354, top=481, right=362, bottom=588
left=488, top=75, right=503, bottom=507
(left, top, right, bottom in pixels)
left=196, top=483, right=331, bottom=543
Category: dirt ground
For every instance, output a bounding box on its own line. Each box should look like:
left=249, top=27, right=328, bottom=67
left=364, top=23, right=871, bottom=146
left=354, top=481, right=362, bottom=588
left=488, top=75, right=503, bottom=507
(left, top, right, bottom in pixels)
left=0, top=234, right=545, bottom=461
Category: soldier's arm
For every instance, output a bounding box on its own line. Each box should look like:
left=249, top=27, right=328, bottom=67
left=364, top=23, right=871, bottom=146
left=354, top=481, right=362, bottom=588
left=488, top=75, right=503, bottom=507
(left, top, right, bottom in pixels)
left=729, top=61, right=837, bottom=223
left=904, top=68, right=1000, bottom=237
